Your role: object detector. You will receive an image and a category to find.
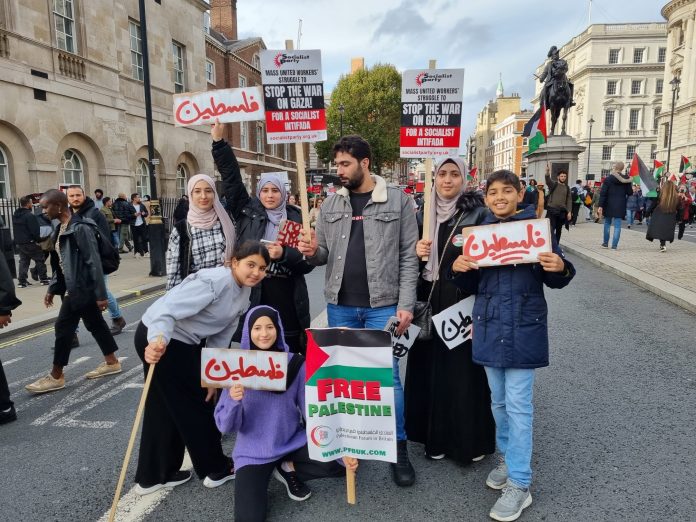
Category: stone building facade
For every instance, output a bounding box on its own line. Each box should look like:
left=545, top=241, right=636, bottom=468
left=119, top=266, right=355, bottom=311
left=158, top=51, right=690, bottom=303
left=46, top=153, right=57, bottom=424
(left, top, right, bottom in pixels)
left=493, top=111, right=534, bottom=177
left=0, top=0, right=219, bottom=200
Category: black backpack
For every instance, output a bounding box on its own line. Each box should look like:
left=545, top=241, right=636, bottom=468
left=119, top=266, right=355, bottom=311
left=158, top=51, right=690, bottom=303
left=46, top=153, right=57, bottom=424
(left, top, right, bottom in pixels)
left=81, top=220, right=120, bottom=275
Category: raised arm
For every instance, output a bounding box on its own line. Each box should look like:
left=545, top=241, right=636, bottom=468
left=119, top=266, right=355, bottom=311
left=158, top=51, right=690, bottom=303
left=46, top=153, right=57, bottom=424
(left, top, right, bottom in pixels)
left=211, top=120, right=249, bottom=221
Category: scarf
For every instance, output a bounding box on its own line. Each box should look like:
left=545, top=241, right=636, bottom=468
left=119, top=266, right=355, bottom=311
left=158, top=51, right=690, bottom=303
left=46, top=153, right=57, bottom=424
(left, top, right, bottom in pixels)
left=241, top=305, right=289, bottom=353
left=422, top=157, right=466, bottom=282
left=256, top=173, right=287, bottom=241
left=186, top=174, right=236, bottom=260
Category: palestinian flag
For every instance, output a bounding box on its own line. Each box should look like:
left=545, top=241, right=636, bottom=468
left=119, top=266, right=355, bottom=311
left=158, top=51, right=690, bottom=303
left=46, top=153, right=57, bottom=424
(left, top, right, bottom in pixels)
left=680, top=155, right=691, bottom=173
left=468, top=167, right=478, bottom=182
left=668, top=172, right=678, bottom=182
left=680, top=173, right=688, bottom=184
left=522, top=104, right=547, bottom=154
left=305, top=328, right=396, bottom=463
left=630, top=153, right=658, bottom=194
left=654, top=160, right=665, bottom=181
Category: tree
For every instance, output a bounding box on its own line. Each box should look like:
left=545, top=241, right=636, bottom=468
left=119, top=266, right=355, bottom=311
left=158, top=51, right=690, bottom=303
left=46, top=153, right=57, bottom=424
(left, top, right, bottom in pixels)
left=315, top=64, right=401, bottom=178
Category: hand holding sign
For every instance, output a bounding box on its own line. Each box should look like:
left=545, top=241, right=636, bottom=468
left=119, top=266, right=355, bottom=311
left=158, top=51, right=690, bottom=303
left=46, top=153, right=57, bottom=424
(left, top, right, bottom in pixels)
left=537, top=251, right=566, bottom=272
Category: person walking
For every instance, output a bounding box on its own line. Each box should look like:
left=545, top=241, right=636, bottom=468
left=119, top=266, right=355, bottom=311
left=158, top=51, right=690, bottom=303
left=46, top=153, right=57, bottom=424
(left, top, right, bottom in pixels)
left=626, top=185, right=642, bottom=229
left=405, top=157, right=495, bottom=464
left=570, top=179, right=583, bottom=226
left=93, top=189, right=105, bottom=209
left=598, top=162, right=632, bottom=249
left=677, top=185, right=693, bottom=240
left=646, top=182, right=679, bottom=252
left=100, top=197, right=120, bottom=248
left=0, top=250, right=22, bottom=424
left=112, top=193, right=135, bottom=253
left=298, top=134, right=419, bottom=487
left=133, top=240, right=269, bottom=495
left=130, top=193, right=149, bottom=257
left=12, top=196, right=49, bottom=287
left=213, top=120, right=314, bottom=355
left=544, top=167, right=572, bottom=242
left=25, top=190, right=121, bottom=394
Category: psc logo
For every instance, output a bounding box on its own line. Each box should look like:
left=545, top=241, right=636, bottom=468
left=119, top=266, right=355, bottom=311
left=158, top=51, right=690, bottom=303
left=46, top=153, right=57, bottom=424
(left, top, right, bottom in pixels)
left=309, top=425, right=334, bottom=447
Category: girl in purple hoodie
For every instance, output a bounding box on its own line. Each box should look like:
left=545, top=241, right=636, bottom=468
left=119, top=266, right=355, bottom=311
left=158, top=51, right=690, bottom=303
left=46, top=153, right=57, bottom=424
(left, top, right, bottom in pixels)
left=215, top=305, right=358, bottom=521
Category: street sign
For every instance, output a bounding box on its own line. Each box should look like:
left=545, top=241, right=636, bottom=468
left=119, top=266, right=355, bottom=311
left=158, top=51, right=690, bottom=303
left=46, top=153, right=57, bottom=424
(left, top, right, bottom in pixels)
left=150, top=159, right=160, bottom=165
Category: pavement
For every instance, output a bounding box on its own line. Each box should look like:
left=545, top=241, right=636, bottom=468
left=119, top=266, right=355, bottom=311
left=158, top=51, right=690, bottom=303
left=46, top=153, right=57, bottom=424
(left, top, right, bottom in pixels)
left=1, top=219, right=695, bottom=338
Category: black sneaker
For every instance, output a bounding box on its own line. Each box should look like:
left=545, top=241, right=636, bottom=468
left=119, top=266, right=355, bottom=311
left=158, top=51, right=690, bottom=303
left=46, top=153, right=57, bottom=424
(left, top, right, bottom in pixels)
left=40, top=279, right=50, bottom=286
left=17, top=282, right=29, bottom=288
left=134, top=470, right=192, bottom=496
left=0, top=405, right=17, bottom=425
left=273, top=466, right=311, bottom=501
left=203, top=458, right=235, bottom=488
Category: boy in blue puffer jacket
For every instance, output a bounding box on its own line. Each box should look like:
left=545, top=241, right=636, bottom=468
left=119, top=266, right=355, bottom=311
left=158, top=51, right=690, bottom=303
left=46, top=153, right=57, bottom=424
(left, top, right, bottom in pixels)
left=450, top=170, right=575, bottom=522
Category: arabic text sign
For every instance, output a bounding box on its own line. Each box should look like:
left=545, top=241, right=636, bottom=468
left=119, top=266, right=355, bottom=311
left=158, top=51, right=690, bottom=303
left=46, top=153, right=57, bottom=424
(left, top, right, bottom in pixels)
left=461, top=219, right=552, bottom=267
left=260, top=50, right=326, bottom=143
left=173, top=87, right=265, bottom=127
left=305, top=328, right=396, bottom=463
left=201, top=348, right=287, bottom=391
left=384, top=316, right=421, bottom=359
left=432, top=297, right=474, bottom=350
left=400, top=68, right=465, bottom=158
left=276, top=219, right=303, bottom=248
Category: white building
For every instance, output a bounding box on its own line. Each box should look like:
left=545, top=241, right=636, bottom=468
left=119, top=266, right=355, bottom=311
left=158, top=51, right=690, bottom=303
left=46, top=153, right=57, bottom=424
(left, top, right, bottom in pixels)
left=533, top=23, right=667, bottom=181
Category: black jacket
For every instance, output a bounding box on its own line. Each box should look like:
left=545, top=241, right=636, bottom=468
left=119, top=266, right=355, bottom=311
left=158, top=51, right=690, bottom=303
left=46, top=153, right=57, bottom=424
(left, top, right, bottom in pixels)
left=75, top=197, right=110, bottom=237
left=599, top=173, right=632, bottom=218
left=48, top=214, right=107, bottom=309
left=12, top=207, right=40, bottom=245
left=112, top=198, right=136, bottom=225
left=213, top=139, right=313, bottom=330
left=0, top=252, right=21, bottom=316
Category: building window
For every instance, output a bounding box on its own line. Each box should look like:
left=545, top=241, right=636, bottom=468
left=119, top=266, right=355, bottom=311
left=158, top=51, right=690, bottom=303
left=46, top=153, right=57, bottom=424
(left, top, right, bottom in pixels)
left=629, top=109, right=640, bottom=131
left=172, top=41, right=186, bottom=93
left=240, top=122, right=248, bottom=149
left=129, top=21, right=143, bottom=81
left=176, top=164, right=188, bottom=197
left=256, top=124, right=264, bottom=153
left=284, top=144, right=290, bottom=160
left=626, top=145, right=636, bottom=160
left=606, top=80, right=618, bottom=95
left=238, top=74, right=246, bottom=88
left=203, top=11, right=211, bottom=34
left=602, top=145, right=612, bottom=161
left=654, top=108, right=660, bottom=130
left=650, top=144, right=657, bottom=160
left=658, top=47, right=667, bottom=63
left=631, top=80, right=642, bottom=95
left=205, top=59, right=215, bottom=84
left=601, top=168, right=610, bottom=178
left=604, top=110, right=615, bottom=130
left=0, top=146, right=10, bottom=199
left=61, top=149, right=83, bottom=186
left=656, top=79, right=663, bottom=94
left=53, top=0, right=76, bottom=53
left=633, top=48, right=644, bottom=64
left=252, top=54, right=260, bottom=69
left=269, top=143, right=276, bottom=157
left=136, top=159, right=151, bottom=196
left=608, top=49, right=620, bottom=64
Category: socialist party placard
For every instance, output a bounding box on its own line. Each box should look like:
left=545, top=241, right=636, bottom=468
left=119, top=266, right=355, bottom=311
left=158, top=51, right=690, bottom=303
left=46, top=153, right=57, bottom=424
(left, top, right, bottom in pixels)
left=400, top=69, right=465, bottom=158
left=260, top=50, right=327, bottom=143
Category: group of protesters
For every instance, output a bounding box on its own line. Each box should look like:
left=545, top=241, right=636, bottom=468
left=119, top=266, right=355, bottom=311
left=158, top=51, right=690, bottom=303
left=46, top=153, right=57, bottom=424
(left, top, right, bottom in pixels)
left=0, top=119, right=578, bottom=522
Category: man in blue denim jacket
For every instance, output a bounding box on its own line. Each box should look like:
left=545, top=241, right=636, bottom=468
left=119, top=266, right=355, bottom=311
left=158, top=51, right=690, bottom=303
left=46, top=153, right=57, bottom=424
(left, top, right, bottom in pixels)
left=299, top=135, right=419, bottom=486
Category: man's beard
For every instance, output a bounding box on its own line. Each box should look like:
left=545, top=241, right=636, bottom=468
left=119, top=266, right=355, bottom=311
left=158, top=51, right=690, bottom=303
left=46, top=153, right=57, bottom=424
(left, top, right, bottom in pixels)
left=341, top=169, right=365, bottom=191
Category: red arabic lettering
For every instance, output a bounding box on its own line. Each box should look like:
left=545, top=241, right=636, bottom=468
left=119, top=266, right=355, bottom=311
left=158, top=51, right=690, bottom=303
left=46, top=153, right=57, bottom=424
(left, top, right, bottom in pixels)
left=204, top=356, right=286, bottom=383
left=176, top=91, right=261, bottom=125
left=463, top=223, right=545, bottom=263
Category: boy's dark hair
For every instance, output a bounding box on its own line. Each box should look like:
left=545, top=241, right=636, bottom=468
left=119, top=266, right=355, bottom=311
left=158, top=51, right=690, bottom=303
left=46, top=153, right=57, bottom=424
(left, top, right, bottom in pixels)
left=232, top=239, right=270, bottom=265
left=95, top=188, right=104, bottom=195
left=332, top=135, right=372, bottom=167
left=486, top=170, right=521, bottom=193
left=131, top=193, right=139, bottom=201
left=19, top=196, right=32, bottom=207
left=557, top=170, right=568, bottom=176
left=102, top=196, right=111, bottom=204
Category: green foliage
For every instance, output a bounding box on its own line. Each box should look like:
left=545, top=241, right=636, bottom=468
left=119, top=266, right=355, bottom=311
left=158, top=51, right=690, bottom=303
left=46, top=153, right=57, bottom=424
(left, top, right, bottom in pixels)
left=315, top=64, right=401, bottom=177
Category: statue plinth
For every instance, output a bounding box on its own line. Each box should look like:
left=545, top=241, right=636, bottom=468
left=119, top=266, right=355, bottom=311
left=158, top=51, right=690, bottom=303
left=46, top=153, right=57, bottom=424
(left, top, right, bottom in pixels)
left=525, top=135, right=586, bottom=183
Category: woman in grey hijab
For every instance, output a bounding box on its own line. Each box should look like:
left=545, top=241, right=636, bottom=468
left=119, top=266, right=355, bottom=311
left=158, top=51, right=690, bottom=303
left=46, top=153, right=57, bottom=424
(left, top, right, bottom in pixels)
left=404, top=157, right=495, bottom=465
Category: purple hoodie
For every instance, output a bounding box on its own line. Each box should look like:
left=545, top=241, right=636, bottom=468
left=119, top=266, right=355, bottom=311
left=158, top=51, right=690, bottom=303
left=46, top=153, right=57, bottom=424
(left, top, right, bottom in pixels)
left=214, top=306, right=306, bottom=470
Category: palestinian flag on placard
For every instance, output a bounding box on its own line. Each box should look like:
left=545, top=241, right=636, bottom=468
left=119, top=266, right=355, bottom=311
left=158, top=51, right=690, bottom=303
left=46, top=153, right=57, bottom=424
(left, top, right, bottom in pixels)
left=630, top=153, right=658, bottom=194
left=468, top=166, right=478, bottom=182
left=679, top=155, right=691, bottom=173
left=522, top=104, right=547, bottom=154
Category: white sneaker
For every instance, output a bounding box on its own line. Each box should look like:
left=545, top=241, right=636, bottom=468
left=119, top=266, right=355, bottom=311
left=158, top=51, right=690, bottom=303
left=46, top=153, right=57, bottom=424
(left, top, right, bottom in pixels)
left=489, top=483, right=532, bottom=521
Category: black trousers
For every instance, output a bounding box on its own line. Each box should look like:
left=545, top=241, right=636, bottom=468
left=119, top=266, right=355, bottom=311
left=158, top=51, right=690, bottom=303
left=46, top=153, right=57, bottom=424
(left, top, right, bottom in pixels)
left=571, top=202, right=581, bottom=225
left=134, top=322, right=228, bottom=484
left=547, top=210, right=565, bottom=242
left=53, top=294, right=118, bottom=367
left=234, top=445, right=343, bottom=522
left=16, top=243, right=47, bottom=283
left=0, top=358, right=12, bottom=411
left=131, top=225, right=148, bottom=255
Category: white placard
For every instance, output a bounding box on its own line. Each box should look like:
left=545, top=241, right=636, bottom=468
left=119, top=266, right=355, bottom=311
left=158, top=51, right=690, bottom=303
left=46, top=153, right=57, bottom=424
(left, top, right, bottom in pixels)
left=201, top=348, right=288, bottom=391
left=461, top=219, right=552, bottom=267
left=384, top=316, right=422, bottom=359
left=432, top=296, right=475, bottom=350
left=173, top=87, right=265, bottom=127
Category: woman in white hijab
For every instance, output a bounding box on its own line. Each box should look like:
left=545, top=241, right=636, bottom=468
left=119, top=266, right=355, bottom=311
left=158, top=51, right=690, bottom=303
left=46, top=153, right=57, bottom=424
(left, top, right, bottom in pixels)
left=404, top=157, right=496, bottom=465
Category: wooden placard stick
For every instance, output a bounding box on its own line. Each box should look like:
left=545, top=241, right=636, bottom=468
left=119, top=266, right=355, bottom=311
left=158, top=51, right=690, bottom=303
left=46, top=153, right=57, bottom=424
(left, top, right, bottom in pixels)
left=285, top=39, right=312, bottom=234
left=420, top=58, right=437, bottom=261
left=347, top=468, right=357, bottom=504
left=108, top=335, right=163, bottom=522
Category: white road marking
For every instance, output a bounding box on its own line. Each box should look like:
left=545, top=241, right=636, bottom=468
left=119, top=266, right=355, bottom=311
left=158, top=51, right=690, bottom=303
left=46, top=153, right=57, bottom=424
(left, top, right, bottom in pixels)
left=9, top=356, right=92, bottom=389
left=97, top=453, right=194, bottom=522
left=3, top=357, right=23, bottom=366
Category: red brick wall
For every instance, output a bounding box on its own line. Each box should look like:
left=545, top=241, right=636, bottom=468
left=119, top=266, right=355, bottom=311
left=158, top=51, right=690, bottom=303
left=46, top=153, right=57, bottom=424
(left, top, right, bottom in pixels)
left=210, top=0, right=238, bottom=40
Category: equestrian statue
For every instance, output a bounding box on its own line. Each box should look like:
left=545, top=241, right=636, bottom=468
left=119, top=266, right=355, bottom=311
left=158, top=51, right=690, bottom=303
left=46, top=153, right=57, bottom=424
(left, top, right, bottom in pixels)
left=539, top=45, right=574, bottom=136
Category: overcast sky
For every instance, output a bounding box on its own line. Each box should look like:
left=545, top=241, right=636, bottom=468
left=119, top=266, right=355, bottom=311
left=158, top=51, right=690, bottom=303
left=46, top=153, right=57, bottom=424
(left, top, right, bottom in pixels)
left=238, top=0, right=666, bottom=137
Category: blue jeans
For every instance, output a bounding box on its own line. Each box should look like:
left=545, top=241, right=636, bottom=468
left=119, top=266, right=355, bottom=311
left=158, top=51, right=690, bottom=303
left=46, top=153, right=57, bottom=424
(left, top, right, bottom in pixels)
left=626, top=210, right=635, bottom=226
left=105, top=275, right=121, bottom=320
left=111, top=231, right=120, bottom=249
left=326, top=303, right=406, bottom=441
left=603, top=217, right=622, bottom=248
left=485, top=367, right=535, bottom=488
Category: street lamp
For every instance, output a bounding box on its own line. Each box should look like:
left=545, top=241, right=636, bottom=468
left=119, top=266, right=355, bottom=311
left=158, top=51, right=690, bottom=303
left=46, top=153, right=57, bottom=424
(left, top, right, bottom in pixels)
left=339, top=104, right=345, bottom=137
left=666, top=76, right=681, bottom=175
left=586, top=116, right=595, bottom=180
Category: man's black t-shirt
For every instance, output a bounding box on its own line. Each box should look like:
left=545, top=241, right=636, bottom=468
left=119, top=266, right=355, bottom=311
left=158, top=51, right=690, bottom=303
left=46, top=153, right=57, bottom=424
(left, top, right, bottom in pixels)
left=337, top=191, right=372, bottom=307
